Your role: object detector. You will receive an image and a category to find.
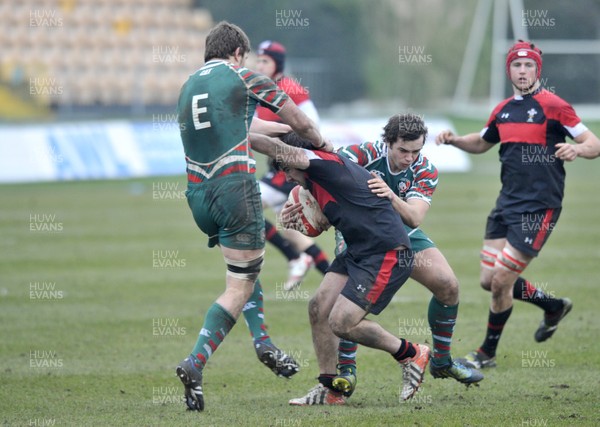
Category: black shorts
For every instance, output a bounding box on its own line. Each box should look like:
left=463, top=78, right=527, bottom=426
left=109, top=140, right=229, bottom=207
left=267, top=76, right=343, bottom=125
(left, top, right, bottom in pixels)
left=329, top=248, right=414, bottom=315
left=485, top=207, right=562, bottom=257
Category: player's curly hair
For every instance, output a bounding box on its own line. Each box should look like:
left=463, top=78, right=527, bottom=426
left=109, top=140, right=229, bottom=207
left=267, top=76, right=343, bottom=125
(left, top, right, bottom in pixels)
left=204, top=21, right=251, bottom=62
left=382, top=113, right=428, bottom=145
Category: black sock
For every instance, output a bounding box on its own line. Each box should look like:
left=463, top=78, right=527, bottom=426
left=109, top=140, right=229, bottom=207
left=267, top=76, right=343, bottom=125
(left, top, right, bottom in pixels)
left=392, top=339, right=416, bottom=361
left=304, top=244, right=330, bottom=275
left=318, top=374, right=336, bottom=390
left=479, top=306, right=513, bottom=358
left=265, top=220, right=300, bottom=261
left=512, top=277, right=564, bottom=313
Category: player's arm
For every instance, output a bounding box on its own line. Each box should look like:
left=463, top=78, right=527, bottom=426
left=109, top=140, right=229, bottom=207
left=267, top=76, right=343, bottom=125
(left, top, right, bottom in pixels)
left=250, top=117, right=291, bottom=136
left=244, top=69, right=332, bottom=152
left=338, top=141, right=384, bottom=166
left=556, top=130, right=600, bottom=161
left=277, top=101, right=334, bottom=152
left=249, top=132, right=310, bottom=170
left=435, top=130, right=495, bottom=154
left=367, top=171, right=430, bottom=228
left=297, top=99, right=320, bottom=125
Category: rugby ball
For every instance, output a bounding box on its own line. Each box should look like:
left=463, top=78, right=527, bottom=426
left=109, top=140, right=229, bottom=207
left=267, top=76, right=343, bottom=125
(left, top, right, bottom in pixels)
left=285, top=185, right=330, bottom=237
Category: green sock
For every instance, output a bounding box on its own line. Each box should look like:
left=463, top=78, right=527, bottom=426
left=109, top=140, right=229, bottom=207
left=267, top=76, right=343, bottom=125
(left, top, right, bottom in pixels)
left=242, top=280, right=272, bottom=345
left=428, top=297, right=457, bottom=366
left=190, top=303, right=235, bottom=369
left=337, top=339, right=357, bottom=373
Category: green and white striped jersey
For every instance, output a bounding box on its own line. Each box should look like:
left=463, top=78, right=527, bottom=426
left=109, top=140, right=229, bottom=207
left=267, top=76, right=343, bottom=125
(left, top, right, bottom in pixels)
left=177, top=59, right=289, bottom=183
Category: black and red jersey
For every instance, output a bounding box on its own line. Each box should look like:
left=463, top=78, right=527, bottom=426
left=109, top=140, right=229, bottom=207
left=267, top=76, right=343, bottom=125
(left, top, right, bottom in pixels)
left=256, top=76, right=310, bottom=122
left=301, top=150, right=410, bottom=256
left=482, top=88, right=587, bottom=213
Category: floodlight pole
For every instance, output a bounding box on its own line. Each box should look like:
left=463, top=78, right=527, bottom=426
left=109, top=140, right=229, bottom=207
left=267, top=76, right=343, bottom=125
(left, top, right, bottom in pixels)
left=452, top=0, right=493, bottom=108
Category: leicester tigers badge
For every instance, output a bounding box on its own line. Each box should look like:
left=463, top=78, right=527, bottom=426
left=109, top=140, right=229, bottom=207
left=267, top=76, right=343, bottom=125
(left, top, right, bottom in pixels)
left=397, top=178, right=412, bottom=197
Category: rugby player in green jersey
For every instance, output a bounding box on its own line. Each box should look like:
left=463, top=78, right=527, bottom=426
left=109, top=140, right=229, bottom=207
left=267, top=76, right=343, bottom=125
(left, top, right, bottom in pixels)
left=174, top=21, right=332, bottom=412
left=330, top=114, right=483, bottom=400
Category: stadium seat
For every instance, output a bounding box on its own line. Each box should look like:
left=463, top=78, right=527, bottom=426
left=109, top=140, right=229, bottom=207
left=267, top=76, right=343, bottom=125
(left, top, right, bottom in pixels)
left=2, top=0, right=212, bottom=109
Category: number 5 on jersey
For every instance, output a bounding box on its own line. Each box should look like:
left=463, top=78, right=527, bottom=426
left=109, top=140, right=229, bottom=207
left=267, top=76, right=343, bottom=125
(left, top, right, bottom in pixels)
left=192, top=94, right=211, bottom=130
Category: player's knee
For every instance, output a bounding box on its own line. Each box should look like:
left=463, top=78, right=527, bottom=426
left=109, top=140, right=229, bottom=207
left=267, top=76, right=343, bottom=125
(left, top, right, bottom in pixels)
left=488, top=247, right=527, bottom=296
left=432, top=274, right=459, bottom=305
left=224, top=252, right=264, bottom=283
left=490, top=271, right=513, bottom=297
left=445, top=277, right=459, bottom=304
left=480, top=276, right=492, bottom=291
left=328, top=312, right=352, bottom=339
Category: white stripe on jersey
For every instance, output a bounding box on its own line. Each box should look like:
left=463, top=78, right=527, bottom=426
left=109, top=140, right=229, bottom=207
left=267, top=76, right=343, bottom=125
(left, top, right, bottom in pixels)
left=304, top=149, right=322, bottom=160
left=187, top=155, right=254, bottom=179
left=564, top=122, right=588, bottom=138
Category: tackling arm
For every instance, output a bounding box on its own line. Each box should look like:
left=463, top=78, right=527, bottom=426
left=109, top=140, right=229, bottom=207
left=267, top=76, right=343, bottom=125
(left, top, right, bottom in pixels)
left=367, top=171, right=430, bottom=228
left=277, top=100, right=333, bottom=152
left=250, top=117, right=291, bottom=136
left=390, top=198, right=430, bottom=229
left=248, top=132, right=310, bottom=170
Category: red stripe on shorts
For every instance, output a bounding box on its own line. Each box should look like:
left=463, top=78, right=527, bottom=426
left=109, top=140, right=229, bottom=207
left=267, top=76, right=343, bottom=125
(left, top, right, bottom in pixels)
left=533, top=208, right=554, bottom=250
left=366, top=250, right=397, bottom=304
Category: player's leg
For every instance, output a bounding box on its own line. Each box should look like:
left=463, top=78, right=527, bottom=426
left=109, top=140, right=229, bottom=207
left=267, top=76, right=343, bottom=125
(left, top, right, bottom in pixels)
left=334, top=248, right=430, bottom=401
left=459, top=240, right=532, bottom=369
left=509, top=208, right=571, bottom=342
left=310, top=272, right=347, bottom=374
left=405, top=231, right=458, bottom=363
left=260, top=180, right=313, bottom=290
left=277, top=229, right=315, bottom=290
left=211, top=180, right=300, bottom=378
left=333, top=338, right=357, bottom=397
left=242, top=279, right=300, bottom=378
left=289, top=271, right=348, bottom=406
left=410, top=247, right=483, bottom=384
left=512, top=276, right=569, bottom=320
left=330, top=231, right=358, bottom=397
left=330, top=300, right=429, bottom=403
left=282, top=229, right=330, bottom=276
left=265, top=218, right=303, bottom=261
left=479, top=208, right=571, bottom=342
left=178, top=245, right=263, bottom=411
left=413, top=249, right=460, bottom=363
left=177, top=177, right=264, bottom=411
left=481, top=240, right=568, bottom=325
left=261, top=181, right=303, bottom=262
left=242, top=280, right=269, bottom=345
left=479, top=239, right=503, bottom=291
left=458, top=207, right=514, bottom=369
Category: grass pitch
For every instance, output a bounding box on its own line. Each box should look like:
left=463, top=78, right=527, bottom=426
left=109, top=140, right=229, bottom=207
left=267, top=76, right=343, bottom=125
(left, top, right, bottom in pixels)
left=1, top=119, right=599, bottom=426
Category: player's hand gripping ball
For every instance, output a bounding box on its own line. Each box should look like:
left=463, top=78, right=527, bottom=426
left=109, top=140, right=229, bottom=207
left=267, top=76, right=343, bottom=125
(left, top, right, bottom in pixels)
left=282, top=185, right=330, bottom=237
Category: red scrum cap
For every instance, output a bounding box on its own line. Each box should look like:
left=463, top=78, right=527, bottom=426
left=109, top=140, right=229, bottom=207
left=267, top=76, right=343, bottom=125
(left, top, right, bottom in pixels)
left=506, top=40, right=543, bottom=80
left=257, top=40, right=286, bottom=74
